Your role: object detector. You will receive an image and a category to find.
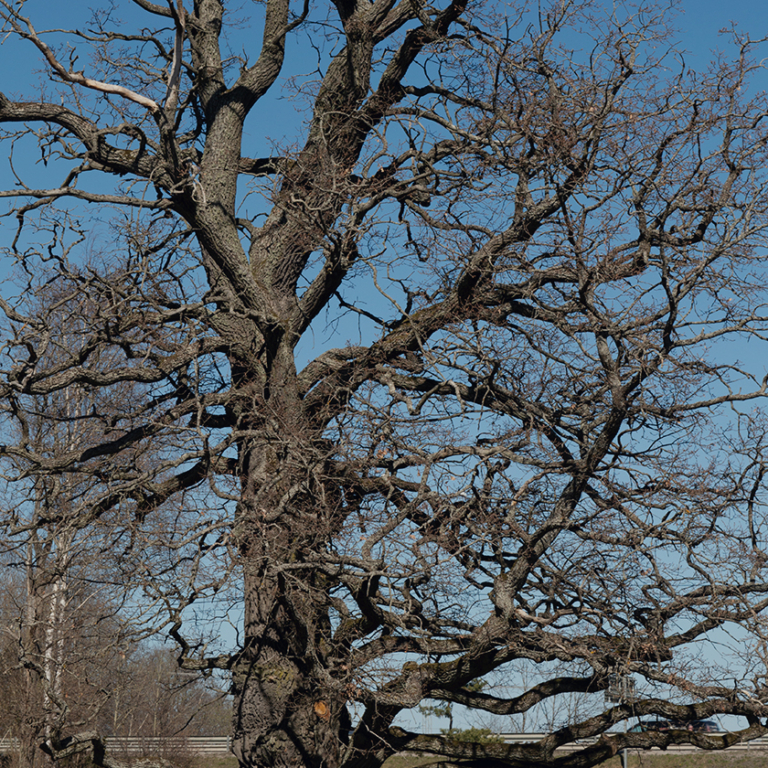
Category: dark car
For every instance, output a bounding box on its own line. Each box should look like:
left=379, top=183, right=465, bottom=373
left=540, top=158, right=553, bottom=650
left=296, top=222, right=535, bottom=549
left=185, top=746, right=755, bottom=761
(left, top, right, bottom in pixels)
left=690, top=720, right=718, bottom=733
left=631, top=719, right=670, bottom=732
left=668, top=719, right=719, bottom=732
left=632, top=718, right=718, bottom=733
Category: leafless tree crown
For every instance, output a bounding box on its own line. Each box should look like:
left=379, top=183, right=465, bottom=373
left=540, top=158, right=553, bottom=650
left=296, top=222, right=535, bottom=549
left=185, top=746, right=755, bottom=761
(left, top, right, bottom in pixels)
left=2, top=0, right=768, bottom=766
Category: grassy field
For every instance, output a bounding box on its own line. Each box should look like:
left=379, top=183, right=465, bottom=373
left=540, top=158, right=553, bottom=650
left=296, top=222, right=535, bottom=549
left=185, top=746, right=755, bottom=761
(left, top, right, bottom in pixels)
left=192, top=758, right=238, bottom=768
left=176, top=750, right=768, bottom=768
left=382, top=752, right=768, bottom=768
left=173, top=749, right=768, bottom=768
left=598, top=755, right=768, bottom=768
left=190, top=752, right=768, bottom=768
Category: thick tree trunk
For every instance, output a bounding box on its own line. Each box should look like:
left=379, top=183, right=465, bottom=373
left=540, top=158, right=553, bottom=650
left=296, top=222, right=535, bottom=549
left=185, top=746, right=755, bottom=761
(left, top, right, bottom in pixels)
left=227, top=359, right=352, bottom=768
left=231, top=559, right=350, bottom=768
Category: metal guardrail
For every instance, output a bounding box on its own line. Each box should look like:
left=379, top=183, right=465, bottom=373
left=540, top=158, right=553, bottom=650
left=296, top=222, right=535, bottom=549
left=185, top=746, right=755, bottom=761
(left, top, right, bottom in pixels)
left=2, top=732, right=768, bottom=756
left=0, top=736, right=233, bottom=756
left=106, top=737, right=233, bottom=755
left=498, top=732, right=768, bottom=753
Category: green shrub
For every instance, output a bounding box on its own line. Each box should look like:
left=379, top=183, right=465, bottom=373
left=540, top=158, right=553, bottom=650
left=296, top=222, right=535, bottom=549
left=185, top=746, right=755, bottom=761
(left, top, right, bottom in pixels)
left=441, top=727, right=502, bottom=744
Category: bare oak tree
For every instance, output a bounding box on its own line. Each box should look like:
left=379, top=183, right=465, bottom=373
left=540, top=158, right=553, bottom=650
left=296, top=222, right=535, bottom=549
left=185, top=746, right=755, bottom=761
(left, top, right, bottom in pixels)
left=3, top=1, right=768, bottom=767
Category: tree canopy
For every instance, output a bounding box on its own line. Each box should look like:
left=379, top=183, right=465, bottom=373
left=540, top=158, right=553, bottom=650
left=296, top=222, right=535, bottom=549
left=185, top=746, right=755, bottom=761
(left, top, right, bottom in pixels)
left=3, top=0, right=768, bottom=767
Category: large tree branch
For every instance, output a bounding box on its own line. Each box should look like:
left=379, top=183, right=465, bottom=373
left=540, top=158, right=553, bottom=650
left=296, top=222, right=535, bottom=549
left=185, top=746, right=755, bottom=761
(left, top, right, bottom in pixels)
left=0, top=4, right=160, bottom=114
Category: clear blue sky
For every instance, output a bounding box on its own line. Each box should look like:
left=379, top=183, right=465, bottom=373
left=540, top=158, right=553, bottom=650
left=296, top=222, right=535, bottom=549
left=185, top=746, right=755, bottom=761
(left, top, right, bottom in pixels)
left=0, top=0, right=766, bottom=176
left=0, top=0, right=765, bottom=205
left=677, top=0, right=768, bottom=53
left=0, top=1, right=766, bottom=105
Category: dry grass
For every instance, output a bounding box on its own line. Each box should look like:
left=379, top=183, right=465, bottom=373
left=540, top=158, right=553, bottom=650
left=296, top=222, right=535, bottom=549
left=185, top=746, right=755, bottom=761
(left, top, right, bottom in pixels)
left=181, top=754, right=768, bottom=768
left=190, top=757, right=238, bottom=768
left=602, top=753, right=768, bottom=768
left=129, top=749, right=768, bottom=768
left=382, top=751, right=768, bottom=768
left=383, top=757, right=444, bottom=768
